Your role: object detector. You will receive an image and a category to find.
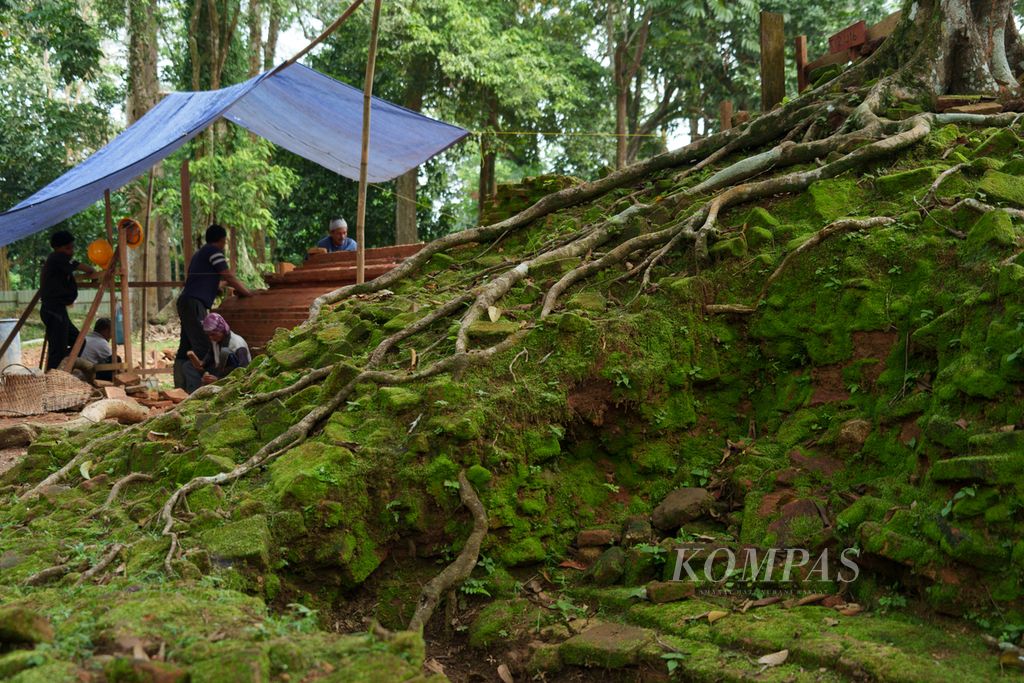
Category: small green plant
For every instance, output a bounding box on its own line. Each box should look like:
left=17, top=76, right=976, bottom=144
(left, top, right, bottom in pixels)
left=941, top=486, right=976, bottom=517
left=689, top=467, right=710, bottom=487
left=878, top=592, right=907, bottom=613
left=662, top=651, right=686, bottom=675
left=443, top=479, right=461, bottom=493
left=460, top=577, right=491, bottom=597
left=552, top=597, right=586, bottom=620
left=602, top=482, right=620, bottom=494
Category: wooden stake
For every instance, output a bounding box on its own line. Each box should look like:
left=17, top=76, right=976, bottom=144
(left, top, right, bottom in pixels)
left=795, top=35, right=809, bottom=92
left=118, top=214, right=134, bottom=371
left=719, top=101, right=733, bottom=131
left=61, top=270, right=113, bottom=373
left=0, top=290, right=39, bottom=367
left=104, top=190, right=118, bottom=363
left=181, top=159, right=194, bottom=275
left=355, top=0, right=382, bottom=285
left=141, top=168, right=155, bottom=370
left=759, top=11, right=786, bottom=111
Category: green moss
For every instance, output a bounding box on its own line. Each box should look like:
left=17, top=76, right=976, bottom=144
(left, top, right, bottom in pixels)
left=979, top=170, right=1024, bottom=207
left=875, top=166, right=938, bottom=195
left=199, top=515, right=272, bottom=570
left=465, top=464, right=493, bottom=489
left=272, top=338, right=320, bottom=369
left=523, top=427, right=561, bottom=462
left=197, top=409, right=256, bottom=451
left=468, top=599, right=546, bottom=648
left=378, top=386, right=421, bottom=411
left=708, top=235, right=746, bottom=259
left=566, top=291, right=606, bottom=312
left=500, top=537, right=546, bottom=566
left=972, top=128, right=1020, bottom=157
left=931, top=454, right=1024, bottom=485
left=268, top=442, right=355, bottom=509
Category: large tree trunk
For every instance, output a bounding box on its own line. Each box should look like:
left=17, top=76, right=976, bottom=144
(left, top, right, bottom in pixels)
left=395, top=63, right=427, bottom=245
left=477, top=95, right=499, bottom=225
left=264, top=0, right=281, bottom=69
left=881, top=0, right=1022, bottom=96
left=127, top=0, right=171, bottom=315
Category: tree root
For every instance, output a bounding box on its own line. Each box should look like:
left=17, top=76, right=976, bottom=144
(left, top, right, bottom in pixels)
left=950, top=197, right=1024, bottom=220
left=21, top=428, right=134, bottom=500
left=407, top=470, right=487, bottom=633
left=24, top=561, right=85, bottom=586
left=924, top=163, right=966, bottom=204
left=87, top=473, right=154, bottom=519
left=74, top=542, right=126, bottom=586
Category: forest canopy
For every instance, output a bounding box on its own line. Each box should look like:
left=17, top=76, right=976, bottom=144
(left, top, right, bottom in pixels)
left=0, top=0, right=891, bottom=295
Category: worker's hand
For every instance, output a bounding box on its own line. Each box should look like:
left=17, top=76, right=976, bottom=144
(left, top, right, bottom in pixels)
left=201, top=373, right=217, bottom=385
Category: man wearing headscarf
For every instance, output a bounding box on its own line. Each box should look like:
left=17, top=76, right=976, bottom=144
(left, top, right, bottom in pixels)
left=182, top=313, right=251, bottom=392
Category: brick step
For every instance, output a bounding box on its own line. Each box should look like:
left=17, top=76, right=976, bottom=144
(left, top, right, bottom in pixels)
left=304, top=243, right=423, bottom=266
left=966, top=430, right=1024, bottom=454
left=930, top=454, right=1023, bottom=484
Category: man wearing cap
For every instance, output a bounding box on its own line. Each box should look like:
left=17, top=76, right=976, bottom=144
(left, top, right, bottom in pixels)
left=316, top=218, right=358, bottom=252
left=174, top=224, right=253, bottom=390
left=39, top=230, right=96, bottom=370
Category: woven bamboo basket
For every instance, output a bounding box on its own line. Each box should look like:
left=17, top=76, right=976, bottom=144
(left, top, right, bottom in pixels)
left=0, top=367, right=94, bottom=416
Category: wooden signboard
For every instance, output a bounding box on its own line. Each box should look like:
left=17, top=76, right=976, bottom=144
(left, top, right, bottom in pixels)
left=828, top=20, right=867, bottom=54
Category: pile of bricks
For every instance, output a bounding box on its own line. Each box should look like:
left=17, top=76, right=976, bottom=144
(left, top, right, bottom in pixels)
left=95, top=373, right=188, bottom=412
left=215, top=243, right=424, bottom=352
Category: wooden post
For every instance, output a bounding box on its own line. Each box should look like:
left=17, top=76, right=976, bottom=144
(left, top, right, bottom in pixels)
left=759, top=11, right=786, bottom=111
left=141, top=168, right=155, bottom=370
left=181, top=159, right=194, bottom=275
left=719, top=101, right=733, bottom=131
left=61, top=271, right=113, bottom=373
left=355, top=0, right=383, bottom=285
left=104, top=190, right=118, bottom=363
left=118, top=214, right=134, bottom=371
left=0, top=290, right=40, bottom=366
left=795, top=35, right=809, bottom=92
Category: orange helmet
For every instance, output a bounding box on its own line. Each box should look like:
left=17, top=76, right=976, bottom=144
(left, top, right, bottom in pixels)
left=86, top=238, right=114, bottom=269
left=118, top=217, right=144, bottom=248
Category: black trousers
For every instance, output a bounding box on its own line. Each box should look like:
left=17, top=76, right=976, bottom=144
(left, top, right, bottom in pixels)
left=175, top=296, right=210, bottom=389
left=40, top=303, right=79, bottom=371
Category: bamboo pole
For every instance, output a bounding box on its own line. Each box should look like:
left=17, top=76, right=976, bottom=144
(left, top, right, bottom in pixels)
left=141, top=168, right=155, bottom=370
left=118, top=213, right=134, bottom=371
left=181, top=159, right=194, bottom=275
left=105, top=191, right=118, bottom=363
left=355, top=0, right=383, bottom=285
left=270, top=0, right=366, bottom=76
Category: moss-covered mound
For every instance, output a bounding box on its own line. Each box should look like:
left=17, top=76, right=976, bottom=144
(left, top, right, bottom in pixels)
left=4, top=119, right=1024, bottom=680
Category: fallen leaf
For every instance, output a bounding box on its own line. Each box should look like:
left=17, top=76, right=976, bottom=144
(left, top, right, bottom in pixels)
left=824, top=617, right=840, bottom=627
left=488, top=306, right=502, bottom=322
left=758, top=649, right=789, bottom=667
left=497, top=663, right=514, bottom=683
left=707, top=610, right=729, bottom=624
left=999, top=650, right=1024, bottom=669
left=424, top=658, right=445, bottom=675
left=954, top=418, right=969, bottom=430
left=79, top=460, right=92, bottom=481
left=558, top=560, right=587, bottom=571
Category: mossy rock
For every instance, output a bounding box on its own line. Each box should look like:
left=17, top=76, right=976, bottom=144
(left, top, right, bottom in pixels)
left=268, top=442, right=355, bottom=509
left=979, top=170, right=1024, bottom=207
left=566, top=291, right=606, bottom=312
left=378, top=386, right=421, bottom=411
left=190, top=646, right=270, bottom=683
left=708, top=235, right=746, bottom=259
left=0, top=606, right=53, bottom=645
left=874, top=166, right=938, bottom=195
left=468, top=599, right=547, bottom=648
left=197, top=409, right=256, bottom=451
left=523, top=427, right=561, bottom=462
left=744, top=206, right=780, bottom=232
left=273, top=338, right=320, bottom=369
left=198, top=514, right=273, bottom=570
left=500, top=537, right=546, bottom=566
left=745, top=225, right=774, bottom=248
left=466, top=319, right=521, bottom=340
left=972, top=128, right=1020, bottom=158
left=559, top=621, right=656, bottom=669
left=931, top=454, right=1024, bottom=485
left=0, top=651, right=46, bottom=679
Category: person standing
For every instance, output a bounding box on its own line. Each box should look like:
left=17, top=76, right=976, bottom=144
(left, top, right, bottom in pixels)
left=174, top=224, right=253, bottom=389
left=39, top=230, right=95, bottom=370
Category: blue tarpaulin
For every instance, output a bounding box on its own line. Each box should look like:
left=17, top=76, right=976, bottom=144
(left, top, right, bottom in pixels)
left=0, top=63, right=469, bottom=248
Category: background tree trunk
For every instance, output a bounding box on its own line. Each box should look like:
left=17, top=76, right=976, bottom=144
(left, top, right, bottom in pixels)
left=264, top=0, right=280, bottom=70
left=395, top=63, right=427, bottom=245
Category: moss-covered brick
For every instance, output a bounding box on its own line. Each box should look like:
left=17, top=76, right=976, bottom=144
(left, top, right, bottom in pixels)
left=378, top=386, right=421, bottom=411
left=197, top=409, right=256, bottom=450
left=875, top=166, right=938, bottom=195
left=935, top=353, right=1006, bottom=400
left=468, top=599, right=547, bottom=648
left=566, top=291, right=606, bottom=312
left=972, top=128, right=1021, bottom=157
left=559, top=622, right=655, bottom=668
left=252, top=399, right=291, bottom=442
left=523, top=427, right=561, bottom=462
left=926, top=124, right=961, bottom=153
left=939, top=525, right=1009, bottom=570
left=268, top=442, right=354, bottom=509
left=191, top=452, right=235, bottom=478
left=465, top=464, right=492, bottom=489
left=0, top=651, right=45, bottom=679
left=920, top=414, right=972, bottom=451
left=466, top=319, right=521, bottom=339
left=0, top=607, right=53, bottom=645
left=979, top=170, right=1024, bottom=207
left=807, top=177, right=864, bottom=221
left=967, top=429, right=1024, bottom=453
left=273, top=338, right=319, bottom=369
left=313, top=527, right=381, bottom=585
left=931, top=454, right=1024, bottom=485
left=965, top=208, right=1017, bottom=258
left=746, top=225, right=774, bottom=248
left=858, top=522, right=937, bottom=567
left=190, top=647, right=270, bottom=683
left=500, top=537, right=546, bottom=566
left=199, top=515, right=272, bottom=570
left=745, top=206, right=781, bottom=231
left=708, top=235, right=746, bottom=259
left=836, top=495, right=889, bottom=532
